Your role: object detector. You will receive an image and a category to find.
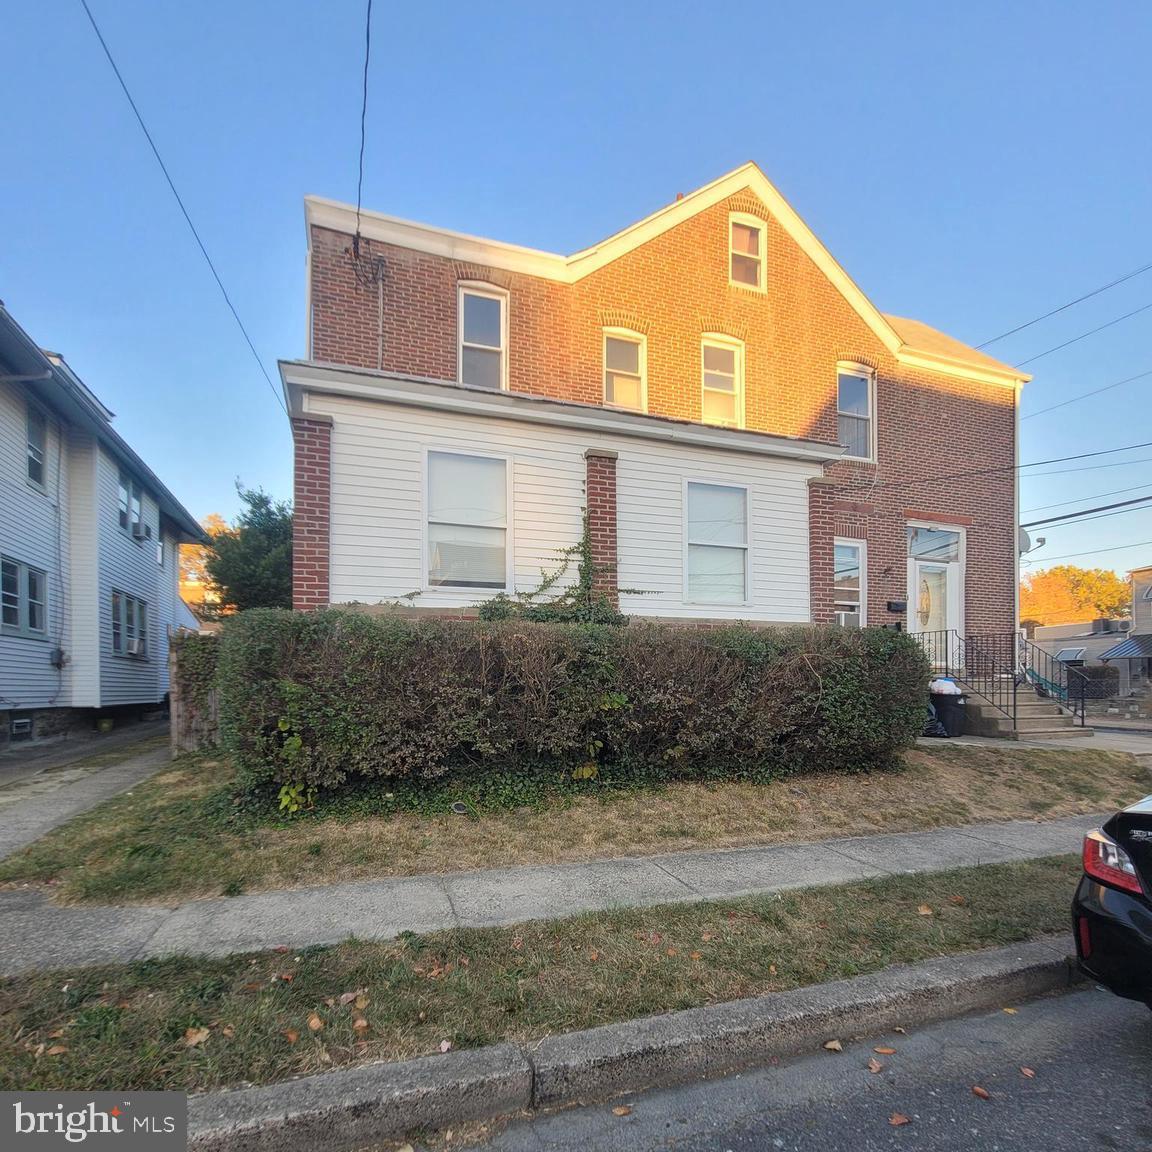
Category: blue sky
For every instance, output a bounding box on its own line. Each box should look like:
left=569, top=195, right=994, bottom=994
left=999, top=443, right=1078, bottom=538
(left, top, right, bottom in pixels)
left=3, top=1, right=1150, bottom=575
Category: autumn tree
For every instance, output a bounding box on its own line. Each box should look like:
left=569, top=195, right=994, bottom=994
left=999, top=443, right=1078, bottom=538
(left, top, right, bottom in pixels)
left=203, top=486, right=293, bottom=612
left=1019, top=565, right=1131, bottom=627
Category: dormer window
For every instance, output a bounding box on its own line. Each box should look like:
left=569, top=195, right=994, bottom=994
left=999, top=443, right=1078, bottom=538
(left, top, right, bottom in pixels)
left=729, top=214, right=765, bottom=291
left=458, top=284, right=508, bottom=390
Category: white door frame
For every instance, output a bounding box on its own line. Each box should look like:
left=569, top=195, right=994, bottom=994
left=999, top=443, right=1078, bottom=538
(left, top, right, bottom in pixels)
left=906, top=521, right=967, bottom=665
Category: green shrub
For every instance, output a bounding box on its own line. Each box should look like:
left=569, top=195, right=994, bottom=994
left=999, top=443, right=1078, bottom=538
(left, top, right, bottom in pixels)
left=216, top=610, right=930, bottom=793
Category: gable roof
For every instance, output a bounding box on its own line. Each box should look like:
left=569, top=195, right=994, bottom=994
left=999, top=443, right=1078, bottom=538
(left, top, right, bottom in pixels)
left=305, top=162, right=1028, bottom=389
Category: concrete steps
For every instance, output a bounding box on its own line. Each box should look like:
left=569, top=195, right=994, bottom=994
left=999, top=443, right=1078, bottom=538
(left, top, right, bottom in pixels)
left=961, top=683, right=1094, bottom=741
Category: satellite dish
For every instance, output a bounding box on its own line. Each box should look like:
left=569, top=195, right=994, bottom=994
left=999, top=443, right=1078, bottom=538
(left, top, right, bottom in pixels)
left=1018, top=527, right=1032, bottom=555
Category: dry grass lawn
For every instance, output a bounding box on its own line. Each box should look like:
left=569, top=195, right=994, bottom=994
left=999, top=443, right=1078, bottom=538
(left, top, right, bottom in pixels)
left=0, top=743, right=1143, bottom=906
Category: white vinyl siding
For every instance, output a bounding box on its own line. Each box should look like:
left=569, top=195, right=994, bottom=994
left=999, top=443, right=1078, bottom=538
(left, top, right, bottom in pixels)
left=0, top=382, right=70, bottom=708
left=309, top=392, right=818, bottom=622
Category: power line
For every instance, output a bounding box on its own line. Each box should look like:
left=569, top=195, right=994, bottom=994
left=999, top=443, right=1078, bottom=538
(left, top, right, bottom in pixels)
left=977, top=260, right=1152, bottom=348
left=352, top=0, right=374, bottom=253
left=1013, top=300, right=1152, bottom=367
left=1025, top=456, right=1152, bottom=479
left=1022, top=481, right=1152, bottom=515
left=1024, top=539, right=1152, bottom=565
left=1021, top=493, right=1152, bottom=528
left=1022, top=366, right=1152, bottom=421
left=78, top=0, right=288, bottom=417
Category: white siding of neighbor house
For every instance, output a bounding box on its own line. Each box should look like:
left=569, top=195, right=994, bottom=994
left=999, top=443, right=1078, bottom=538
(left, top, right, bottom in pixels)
left=0, top=381, right=71, bottom=709
left=308, top=392, right=819, bottom=622
left=66, top=432, right=101, bottom=706
left=1133, top=570, right=1152, bottom=635
left=96, top=445, right=170, bottom=706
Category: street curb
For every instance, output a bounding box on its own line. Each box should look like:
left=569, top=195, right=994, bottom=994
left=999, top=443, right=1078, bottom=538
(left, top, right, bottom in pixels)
left=188, top=936, right=1080, bottom=1151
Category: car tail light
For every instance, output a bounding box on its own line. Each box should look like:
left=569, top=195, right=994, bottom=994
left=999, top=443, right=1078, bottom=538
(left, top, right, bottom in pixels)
left=1082, top=830, right=1143, bottom=896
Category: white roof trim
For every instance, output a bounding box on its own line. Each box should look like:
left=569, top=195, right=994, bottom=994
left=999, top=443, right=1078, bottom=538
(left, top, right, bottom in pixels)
left=305, top=163, right=1028, bottom=388
left=280, top=360, right=843, bottom=465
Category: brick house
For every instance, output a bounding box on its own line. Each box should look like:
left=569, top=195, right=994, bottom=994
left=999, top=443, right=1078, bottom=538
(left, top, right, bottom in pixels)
left=281, top=163, right=1028, bottom=635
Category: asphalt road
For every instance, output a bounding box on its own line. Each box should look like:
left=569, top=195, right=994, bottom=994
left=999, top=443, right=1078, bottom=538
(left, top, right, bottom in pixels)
left=475, top=986, right=1152, bottom=1152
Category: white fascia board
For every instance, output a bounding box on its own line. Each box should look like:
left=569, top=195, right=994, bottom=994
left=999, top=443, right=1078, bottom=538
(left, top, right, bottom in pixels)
left=895, top=348, right=1030, bottom=388
left=280, top=360, right=843, bottom=466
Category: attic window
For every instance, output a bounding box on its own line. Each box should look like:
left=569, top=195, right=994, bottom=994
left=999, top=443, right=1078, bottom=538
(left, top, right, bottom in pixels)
left=729, top=214, right=765, bottom=291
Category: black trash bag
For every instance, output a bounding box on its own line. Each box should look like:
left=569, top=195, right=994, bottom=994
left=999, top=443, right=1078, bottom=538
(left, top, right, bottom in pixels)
left=922, top=702, right=949, bottom=738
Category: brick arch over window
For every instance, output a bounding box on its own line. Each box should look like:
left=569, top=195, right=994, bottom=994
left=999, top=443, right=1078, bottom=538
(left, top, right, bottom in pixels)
left=452, top=263, right=515, bottom=289
left=726, top=192, right=770, bottom=220
left=697, top=317, right=749, bottom=342
left=598, top=308, right=650, bottom=335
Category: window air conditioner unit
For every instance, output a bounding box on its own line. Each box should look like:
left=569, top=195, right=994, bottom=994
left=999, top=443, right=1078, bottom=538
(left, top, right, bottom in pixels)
left=132, top=523, right=152, bottom=540
left=126, top=638, right=145, bottom=656
left=835, top=610, right=861, bottom=628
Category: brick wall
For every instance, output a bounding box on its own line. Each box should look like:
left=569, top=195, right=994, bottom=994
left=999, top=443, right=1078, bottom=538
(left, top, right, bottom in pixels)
left=584, top=449, right=619, bottom=606
left=307, top=189, right=1017, bottom=632
left=292, top=417, right=331, bottom=611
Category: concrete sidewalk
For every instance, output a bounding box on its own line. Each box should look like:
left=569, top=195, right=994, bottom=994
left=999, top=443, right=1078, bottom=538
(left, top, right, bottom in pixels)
left=0, top=743, right=170, bottom=863
left=0, top=811, right=1102, bottom=976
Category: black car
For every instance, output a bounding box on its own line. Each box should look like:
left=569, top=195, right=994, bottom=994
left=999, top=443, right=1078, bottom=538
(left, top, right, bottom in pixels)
left=1073, top=794, right=1152, bottom=1008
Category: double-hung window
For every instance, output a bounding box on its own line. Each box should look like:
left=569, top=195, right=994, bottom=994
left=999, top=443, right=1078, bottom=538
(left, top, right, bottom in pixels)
left=729, top=214, right=765, bottom=290
left=837, top=363, right=875, bottom=461
left=603, top=331, right=645, bottom=411
left=427, top=451, right=509, bottom=589
left=1, top=557, right=47, bottom=638
left=26, top=404, right=46, bottom=488
left=118, top=470, right=143, bottom=534
left=701, top=337, right=744, bottom=427
left=458, top=285, right=507, bottom=390
left=685, top=482, right=748, bottom=603
left=833, top=539, right=866, bottom=627
left=111, top=591, right=147, bottom=657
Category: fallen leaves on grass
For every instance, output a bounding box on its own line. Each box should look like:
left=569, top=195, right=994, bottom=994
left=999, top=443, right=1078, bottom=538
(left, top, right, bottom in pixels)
left=823, top=1039, right=843, bottom=1052
left=917, top=905, right=934, bottom=916
left=283, top=1029, right=299, bottom=1045
left=307, top=1013, right=324, bottom=1033
left=46, top=1045, right=69, bottom=1056
left=1002, top=1007, right=1018, bottom=1015
left=439, top=1040, right=452, bottom=1053
left=874, top=1046, right=897, bottom=1055
left=353, top=1018, right=369, bottom=1036
left=1020, top=1067, right=1036, bottom=1079
left=889, top=1113, right=911, bottom=1127
left=612, top=1106, right=632, bottom=1117
left=183, top=1027, right=210, bottom=1048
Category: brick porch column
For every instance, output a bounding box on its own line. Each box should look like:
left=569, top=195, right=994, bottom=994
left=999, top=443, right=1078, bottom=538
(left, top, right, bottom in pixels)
left=807, top=476, right=838, bottom=624
left=292, top=416, right=332, bottom=611
left=584, top=448, right=619, bottom=607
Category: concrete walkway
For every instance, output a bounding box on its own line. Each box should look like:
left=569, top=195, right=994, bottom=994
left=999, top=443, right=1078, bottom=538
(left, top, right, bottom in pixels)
left=921, top=728, right=1152, bottom=764
left=0, top=743, right=170, bottom=862
left=0, top=811, right=1103, bottom=976
left=0, top=719, right=168, bottom=789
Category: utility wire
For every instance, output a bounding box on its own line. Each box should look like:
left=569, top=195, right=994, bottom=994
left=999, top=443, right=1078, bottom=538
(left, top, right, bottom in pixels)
left=78, top=0, right=288, bottom=417
left=1024, top=456, right=1152, bottom=479
left=1021, top=493, right=1152, bottom=528
left=1013, top=300, right=1152, bottom=367
left=1023, top=539, right=1152, bottom=565
left=353, top=0, right=374, bottom=251
left=1022, top=366, right=1152, bottom=421
left=1022, top=481, right=1152, bottom=516
left=977, top=260, right=1152, bottom=348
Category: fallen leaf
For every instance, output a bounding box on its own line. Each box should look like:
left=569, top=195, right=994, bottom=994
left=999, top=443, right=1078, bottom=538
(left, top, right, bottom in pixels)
left=874, top=1046, right=897, bottom=1055
left=588, top=951, right=600, bottom=963
left=768, top=964, right=777, bottom=975
left=417, top=1011, right=426, bottom=1022
left=221, top=1025, right=235, bottom=1039
left=48, top=1029, right=65, bottom=1039
left=917, top=904, right=933, bottom=917
left=972, top=1086, right=990, bottom=1100
left=324, top=998, right=336, bottom=1008
left=612, top=1106, right=632, bottom=1117
left=355, top=993, right=370, bottom=1011
left=353, top=1017, right=369, bottom=1035
left=889, top=1113, right=910, bottom=1127
left=338, top=990, right=360, bottom=1006
left=823, top=1039, right=843, bottom=1052
left=439, top=1039, right=452, bottom=1053
left=893, top=1027, right=906, bottom=1034
left=183, top=1027, right=210, bottom=1048
left=665, top=948, right=678, bottom=958
left=278, top=973, right=295, bottom=984
left=1002, top=1007, right=1018, bottom=1015
left=701, top=932, right=714, bottom=942
left=690, top=951, right=703, bottom=961
left=283, top=1029, right=300, bottom=1045
left=511, top=937, right=523, bottom=951
left=949, top=895, right=966, bottom=906
left=868, top=1057, right=884, bottom=1073
left=1020, top=1066, right=1036, bottom=1079
left=307, top=1013, right=324, bottom=1032
left=46, top=1045, right=69, bottom=1056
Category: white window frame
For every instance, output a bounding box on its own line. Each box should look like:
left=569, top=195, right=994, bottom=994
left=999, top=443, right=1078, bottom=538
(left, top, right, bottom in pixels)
left=601, top=328, right=647, bottom=412
left=836, top=361, right=877, bottom=462
left=906, top=519, right=967, bottom=638
left=111, top=589, right=148, bottom=658
left=26, top=402, right=47, bottom=491
left=833, top=537, right=867, bottom=627
left=422, top=446, right=514, bottom=594
left=700, top=335, right=746, bottom=429
left=1, top=555, right=48, bottom=639
left=457, top=282, right=509, bottom=392
left=682, top=478, right=751, bottom=606
left=728, top=212, right=766, bottom=292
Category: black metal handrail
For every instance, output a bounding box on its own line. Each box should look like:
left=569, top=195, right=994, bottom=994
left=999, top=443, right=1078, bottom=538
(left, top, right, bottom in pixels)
left=1019, top=636, right=1089, bottom=727
left=916, top=629, right=1018, bottom=724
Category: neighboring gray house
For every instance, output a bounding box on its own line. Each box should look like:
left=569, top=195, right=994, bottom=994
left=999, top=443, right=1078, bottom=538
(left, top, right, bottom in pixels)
left=1099, top=564, right=1152, bottom=707
left=1032, top=618, right=1131, bottom=667
left=0, top=303, right=202, bottom=743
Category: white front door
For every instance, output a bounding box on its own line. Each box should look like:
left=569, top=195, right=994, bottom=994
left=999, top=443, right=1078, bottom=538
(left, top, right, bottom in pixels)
left=907, top=524, right=964, bottom=667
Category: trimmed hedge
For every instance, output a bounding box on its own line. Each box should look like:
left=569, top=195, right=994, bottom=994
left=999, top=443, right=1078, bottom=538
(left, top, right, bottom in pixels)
left=217, top=610, right=931, bottom=792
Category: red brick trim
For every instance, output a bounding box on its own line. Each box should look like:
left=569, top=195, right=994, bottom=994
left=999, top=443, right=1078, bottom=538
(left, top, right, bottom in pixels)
left=904, top=508, right=974, bottom=527
left=584, top=449, right=619, bottom=607
left=292, top=417, right=332, bottom=611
